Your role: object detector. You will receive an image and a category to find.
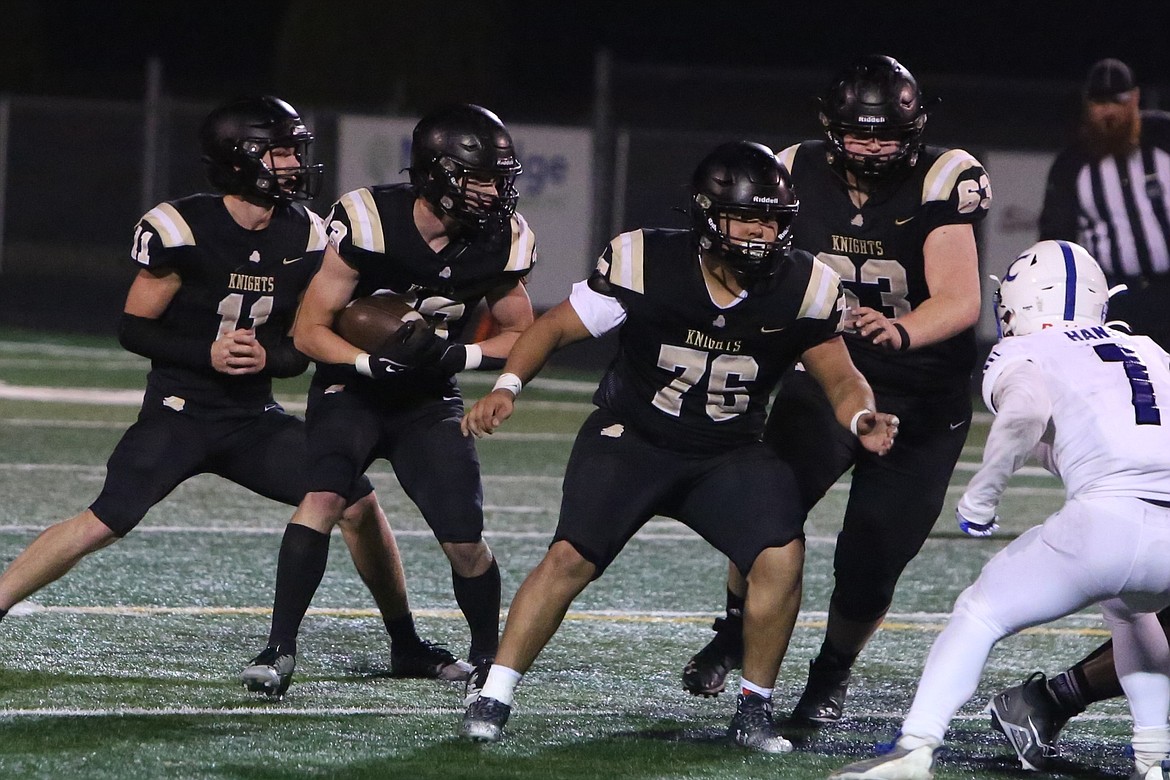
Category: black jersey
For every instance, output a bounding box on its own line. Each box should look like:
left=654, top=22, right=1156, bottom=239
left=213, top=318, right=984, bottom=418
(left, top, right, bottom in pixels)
left=777, top=141, right=992, bottom=394
left=315, top=183, right=537, bottom=390
left=590, top=228, right=844, bottom=453
left=129, top=194, right=327, bottom=416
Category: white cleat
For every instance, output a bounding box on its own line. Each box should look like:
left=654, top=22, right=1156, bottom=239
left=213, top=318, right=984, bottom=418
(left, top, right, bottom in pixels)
left=828, top=744, right=937, bottom=780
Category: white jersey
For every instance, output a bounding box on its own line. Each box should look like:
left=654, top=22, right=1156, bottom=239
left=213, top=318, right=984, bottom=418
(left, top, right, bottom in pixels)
left=982, top=324, right=1170, bottom=502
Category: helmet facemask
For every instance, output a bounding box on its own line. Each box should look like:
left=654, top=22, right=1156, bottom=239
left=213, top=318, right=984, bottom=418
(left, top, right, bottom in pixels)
left=694, top=197, right=797, bottom=281
left=409, top=104, right=523, bottom=240
left=236, top=127, right=323, bottom=205
left=200, top=96, right=323, bottom=206
left=820, top=54, right=929, bottom=181
left=418, top=154, right=521, bottom=235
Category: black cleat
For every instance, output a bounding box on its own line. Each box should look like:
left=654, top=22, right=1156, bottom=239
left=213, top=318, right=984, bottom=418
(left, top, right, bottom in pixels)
left=240, top=646, right=295, bottom=699
left=682, top=617, right=743, bottom=697
left=461, top=695, right=511, bottom=743
left=728, top=692, right=793, bottom=753
left=464, top=658, right=492, bottom=708
left=792, top=655, right=851, bottom=724
left=390, top=639, right=472, bottom=681
left=987, top=671, right=1067, bottom=771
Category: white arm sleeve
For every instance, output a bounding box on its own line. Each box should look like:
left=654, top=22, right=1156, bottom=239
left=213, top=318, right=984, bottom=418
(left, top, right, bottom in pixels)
left=957, top=359, right=1053, bottom=522
left=568, top=279, right=627, bottom=337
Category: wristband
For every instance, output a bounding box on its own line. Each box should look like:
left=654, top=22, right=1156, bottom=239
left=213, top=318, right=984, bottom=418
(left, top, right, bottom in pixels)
left=464, top=343, right=483, bottom=371
left=355, top=353, right=373, bottom=377
left=493, top=372, right=523, bottom=397
left=893, top=322, right=911, bottom=352
left=849, top=408, right=872, bottom=437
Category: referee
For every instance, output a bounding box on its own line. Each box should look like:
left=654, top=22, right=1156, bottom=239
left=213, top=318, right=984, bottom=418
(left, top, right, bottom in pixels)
left=1039, top=58, right=1170, bottom=349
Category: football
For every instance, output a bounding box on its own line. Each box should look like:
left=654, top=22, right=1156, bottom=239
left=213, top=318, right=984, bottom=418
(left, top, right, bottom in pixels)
left=335, top=293, right=426, bottom=353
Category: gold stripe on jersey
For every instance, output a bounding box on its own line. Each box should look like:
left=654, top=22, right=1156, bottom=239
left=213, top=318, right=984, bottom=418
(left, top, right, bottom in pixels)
left=608, top=230, right=646, bottom=293
left=776, top=144, right=799, bottom=175
left=921, top=149, right=980, bottom=204
left=143, top=203, right=195, bottom=248
left=798, top=258, right=842, bottom=321
left=504, top=213, right=537, bottom=272
left=337, top=188, right=385, bottom=254
left=306, top=210, right=328, bottom=252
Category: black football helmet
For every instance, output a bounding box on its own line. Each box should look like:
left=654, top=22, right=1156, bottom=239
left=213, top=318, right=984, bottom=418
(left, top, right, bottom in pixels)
left=819, top=55, right=929, bottom=179
left=691, top=141, right=799, bottom=280
left=409, top=104, right=522, bottom=236
left=199, top=96, right=323, bottom=205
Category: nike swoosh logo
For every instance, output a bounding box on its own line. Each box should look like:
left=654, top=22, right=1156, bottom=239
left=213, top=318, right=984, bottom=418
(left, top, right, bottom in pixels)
left=895, top=216, right=915, bottom=225
left=949, top=420, right=967, bottom=430
left=760, top=325, right=788, bottom=334
left=1003, top=269, right=1019, bottom=282
left=283, top=256, right=303, bottom=264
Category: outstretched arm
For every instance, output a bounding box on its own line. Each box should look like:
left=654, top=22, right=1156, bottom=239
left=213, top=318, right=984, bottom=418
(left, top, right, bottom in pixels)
left=957, top=359, right=1051, bottom=533
left=461, top=299, right=593, bottom=437
left=800, top=335, right=898, bottom=454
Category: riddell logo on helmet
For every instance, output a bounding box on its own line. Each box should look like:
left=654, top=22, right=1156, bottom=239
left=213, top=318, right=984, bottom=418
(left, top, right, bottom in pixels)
left=858, top=116, right=886, bottom=123
left=753, top=195, right=780, bottom=204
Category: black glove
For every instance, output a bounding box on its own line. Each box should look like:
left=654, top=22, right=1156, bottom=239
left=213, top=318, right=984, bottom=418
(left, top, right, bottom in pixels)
left=368, top=321, right=447, bottom=377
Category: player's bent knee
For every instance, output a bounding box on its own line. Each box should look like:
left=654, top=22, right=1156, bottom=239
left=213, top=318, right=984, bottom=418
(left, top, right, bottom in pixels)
left=541, top=540, right=597, bottom=581
left=442, top=539, right=493, bottom=576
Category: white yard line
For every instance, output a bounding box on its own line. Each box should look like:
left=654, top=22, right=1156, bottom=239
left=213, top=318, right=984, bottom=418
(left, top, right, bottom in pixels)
left=0, top=704, right=1129, bottom=721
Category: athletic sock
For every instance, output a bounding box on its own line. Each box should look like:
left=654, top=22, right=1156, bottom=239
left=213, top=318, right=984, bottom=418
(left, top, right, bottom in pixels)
left=384, top=611, right=422, bottom=649
left=267, top=523, right=331, bottom=654
left=480, top=664, right=522, bottom=707
left=814, top=639, right=859, bottom=673
left=740, top=678, right=772, bottom=699
left=452, top=558, right=501, bottom=664
left=1048, top=668, right=1093, bottom=716
left=725, top=588, right=745, bottom=620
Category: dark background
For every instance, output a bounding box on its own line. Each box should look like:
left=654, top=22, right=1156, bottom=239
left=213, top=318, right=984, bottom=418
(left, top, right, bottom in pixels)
left=0, top=0, right=1166, bottom=344
left=3, top=0, right=1167, bottom=124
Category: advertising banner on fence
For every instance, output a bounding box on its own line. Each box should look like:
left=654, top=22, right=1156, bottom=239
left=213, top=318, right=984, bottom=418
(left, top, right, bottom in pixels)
left=338, top=115, right=595, bottom=309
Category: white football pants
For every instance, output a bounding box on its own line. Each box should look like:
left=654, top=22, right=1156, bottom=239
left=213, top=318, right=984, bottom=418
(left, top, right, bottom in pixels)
left=901, top=495, right=1170, bottom=744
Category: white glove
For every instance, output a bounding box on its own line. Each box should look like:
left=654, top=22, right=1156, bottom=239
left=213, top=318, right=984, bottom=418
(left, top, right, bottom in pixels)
left=956, top=507, right=999, bottom=538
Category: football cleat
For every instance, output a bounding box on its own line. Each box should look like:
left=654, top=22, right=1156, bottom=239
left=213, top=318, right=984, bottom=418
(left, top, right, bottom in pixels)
left=240, top=645, right=295, bottom=698
left=464, top=658, right=492, bottom=708
left=681, top=617, right=743, bottom=697
left=987, top=672, right=1066, bottom=770
left=828, top=743, right=938, bottom=779
left=461, top=695, right=511, bottom=743
left=792, top=655, right=851, bottom=724
left=390, top=639, right=471, bottom=681
left=728, top=692, right=793, bottom=754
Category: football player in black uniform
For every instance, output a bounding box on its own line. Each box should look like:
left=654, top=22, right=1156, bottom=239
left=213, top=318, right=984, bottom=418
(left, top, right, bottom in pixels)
left=682, top=55, right=991, bottom=723
left=458, top=141, right=899, bottom=751
left=240, top=104, right=536, bottom=701
left=0, top=97, right=457, bottom=689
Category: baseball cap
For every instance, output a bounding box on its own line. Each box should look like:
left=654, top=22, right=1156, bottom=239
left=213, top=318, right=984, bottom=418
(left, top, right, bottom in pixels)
left=1084, top=58, right=1136, bottom=102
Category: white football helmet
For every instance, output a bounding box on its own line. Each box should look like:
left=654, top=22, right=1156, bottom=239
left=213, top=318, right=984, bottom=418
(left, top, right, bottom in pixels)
left=994, top=240, right=1109, bottom=338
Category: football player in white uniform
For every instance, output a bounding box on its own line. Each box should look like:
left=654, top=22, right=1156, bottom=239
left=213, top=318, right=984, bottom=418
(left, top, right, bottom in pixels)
left=830, top=240, right=1170, bottom=780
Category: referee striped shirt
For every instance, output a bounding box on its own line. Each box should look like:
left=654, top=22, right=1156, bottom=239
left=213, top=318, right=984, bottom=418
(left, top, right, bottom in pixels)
left=1039, top=111, right=1170, bottom=281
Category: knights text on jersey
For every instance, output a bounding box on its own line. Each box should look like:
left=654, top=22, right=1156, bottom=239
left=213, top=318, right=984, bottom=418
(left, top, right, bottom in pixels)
left=982, top=326, right=1170, bottom=502
left=316, top=184, right=536, bottom=390
left=776, top=140, right=992, bottom=393
left=129, top=194, right=327, bottom=415
left=592, top=228, right=844, bottom=453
